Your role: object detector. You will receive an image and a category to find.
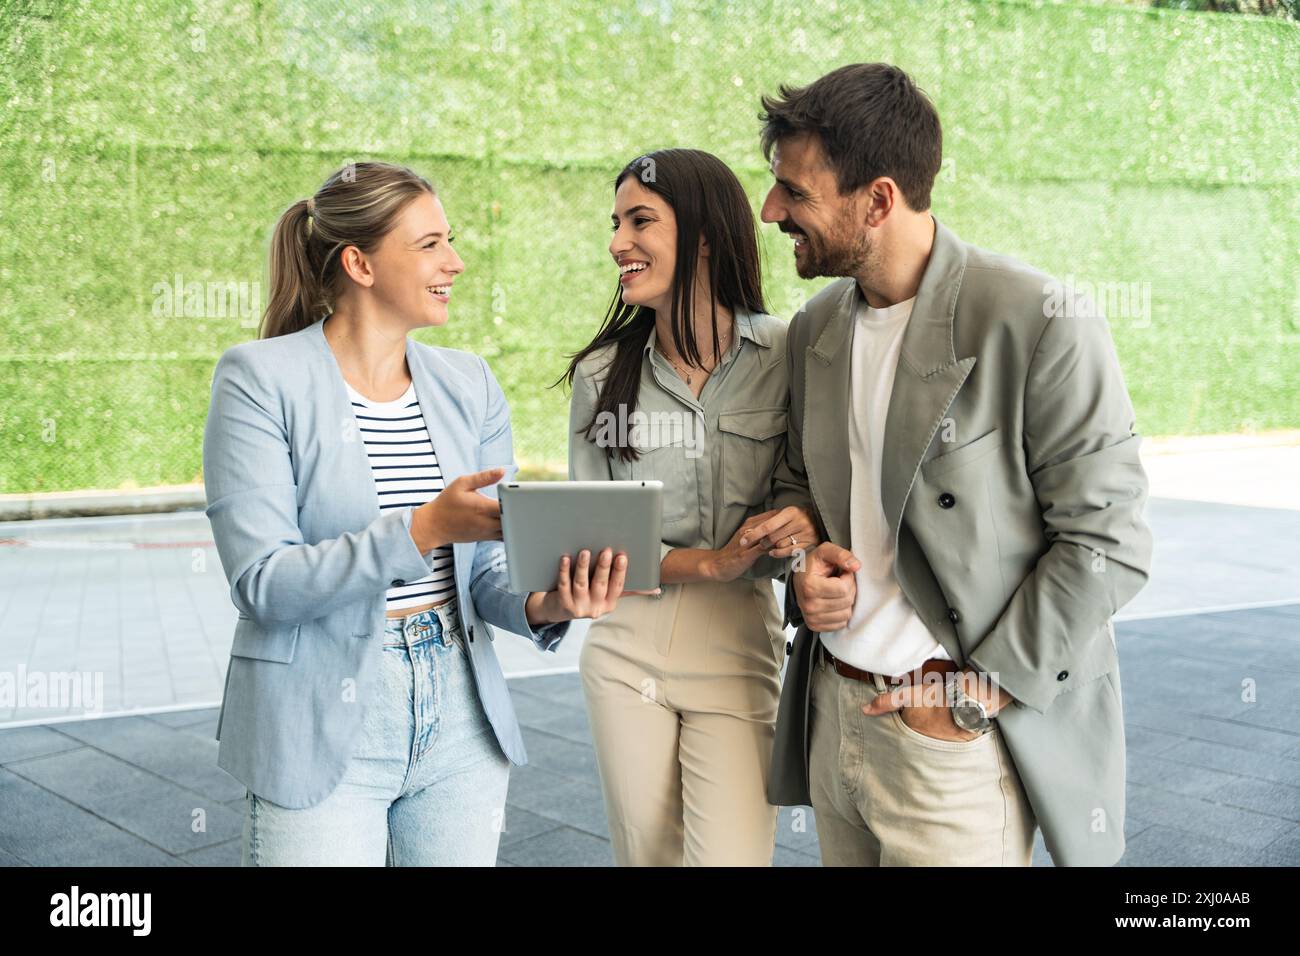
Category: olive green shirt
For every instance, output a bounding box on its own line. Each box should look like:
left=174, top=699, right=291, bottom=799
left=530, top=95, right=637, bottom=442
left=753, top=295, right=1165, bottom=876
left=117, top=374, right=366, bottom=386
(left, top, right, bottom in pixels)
left=568, top=308, right=794, bottom=580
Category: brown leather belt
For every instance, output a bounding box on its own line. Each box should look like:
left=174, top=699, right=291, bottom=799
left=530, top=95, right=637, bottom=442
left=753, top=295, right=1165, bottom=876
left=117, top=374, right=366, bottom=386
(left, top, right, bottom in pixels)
left=820, top=643, right=958, bottom=686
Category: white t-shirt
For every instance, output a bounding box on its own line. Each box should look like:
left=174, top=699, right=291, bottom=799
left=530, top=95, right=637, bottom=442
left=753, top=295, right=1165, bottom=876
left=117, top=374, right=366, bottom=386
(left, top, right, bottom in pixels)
left=817, top=292, right=951, bottom=676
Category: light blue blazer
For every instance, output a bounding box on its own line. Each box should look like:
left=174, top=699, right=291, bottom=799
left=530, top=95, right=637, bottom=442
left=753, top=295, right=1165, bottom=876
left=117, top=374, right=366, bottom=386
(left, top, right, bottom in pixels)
left=203, top=316, right=568, bottom=808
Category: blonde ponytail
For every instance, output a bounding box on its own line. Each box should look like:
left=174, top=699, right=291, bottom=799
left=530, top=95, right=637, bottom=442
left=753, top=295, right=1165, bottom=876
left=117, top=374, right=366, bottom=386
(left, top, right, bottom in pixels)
left=260, top=199, right=318, bottom=339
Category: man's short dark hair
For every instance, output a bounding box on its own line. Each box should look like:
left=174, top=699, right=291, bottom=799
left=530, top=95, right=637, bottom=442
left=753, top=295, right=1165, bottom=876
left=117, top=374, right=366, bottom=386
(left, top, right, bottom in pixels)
left=759, top=63, right=943, bottom=212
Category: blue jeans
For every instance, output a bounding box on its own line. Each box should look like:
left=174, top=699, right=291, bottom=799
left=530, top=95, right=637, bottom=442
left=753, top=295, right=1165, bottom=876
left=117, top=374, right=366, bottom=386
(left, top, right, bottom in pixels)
left=240, top=597, right=511, bottom=865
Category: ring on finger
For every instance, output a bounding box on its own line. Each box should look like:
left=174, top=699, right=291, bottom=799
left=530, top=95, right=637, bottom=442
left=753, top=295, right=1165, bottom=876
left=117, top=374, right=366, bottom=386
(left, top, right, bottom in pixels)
left=788, top=535, right=797, bottom=548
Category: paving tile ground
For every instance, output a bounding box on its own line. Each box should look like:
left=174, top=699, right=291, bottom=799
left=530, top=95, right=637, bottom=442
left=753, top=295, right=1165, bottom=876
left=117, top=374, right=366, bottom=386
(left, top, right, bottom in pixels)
left=0, top=608, right=1296, bottom=866
left=3, top=495, right=1297, bottom=723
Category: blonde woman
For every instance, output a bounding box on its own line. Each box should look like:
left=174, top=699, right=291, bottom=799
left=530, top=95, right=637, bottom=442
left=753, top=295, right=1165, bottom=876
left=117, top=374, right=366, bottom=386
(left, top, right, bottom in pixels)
left=204, top=161, right=627, bottom=866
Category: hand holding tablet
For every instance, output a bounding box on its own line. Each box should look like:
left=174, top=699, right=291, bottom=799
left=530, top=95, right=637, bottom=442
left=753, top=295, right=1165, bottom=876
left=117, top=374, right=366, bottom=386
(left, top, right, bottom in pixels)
left=523, top=546, right=630, bottom=627
left=500, top=481, right=664, bottom=594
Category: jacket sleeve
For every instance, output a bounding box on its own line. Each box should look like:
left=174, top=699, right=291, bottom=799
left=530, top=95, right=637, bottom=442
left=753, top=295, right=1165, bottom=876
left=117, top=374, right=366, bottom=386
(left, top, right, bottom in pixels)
left=767, top=316, right=818, bottom=628
left=740, top=434, right=798, bottom=584
left=965, top=303, right=1153, bottom=714
left=202, top=348, right=440, bottom=627
left=468, top=355, right=569, bottom=651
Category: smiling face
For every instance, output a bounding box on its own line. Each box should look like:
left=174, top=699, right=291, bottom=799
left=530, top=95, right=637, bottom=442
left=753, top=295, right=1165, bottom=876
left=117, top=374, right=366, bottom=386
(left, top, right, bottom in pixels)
left=608, top=177, right=678, bottom=314
left=352, top=190, right=465, bottom=328
left=760, top=131, right=872, bottom=280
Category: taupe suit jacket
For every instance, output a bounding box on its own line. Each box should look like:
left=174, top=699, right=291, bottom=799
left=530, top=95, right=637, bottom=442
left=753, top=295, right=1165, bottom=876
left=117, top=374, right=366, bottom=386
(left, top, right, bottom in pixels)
left=767, top=217, right=1153, bottom=867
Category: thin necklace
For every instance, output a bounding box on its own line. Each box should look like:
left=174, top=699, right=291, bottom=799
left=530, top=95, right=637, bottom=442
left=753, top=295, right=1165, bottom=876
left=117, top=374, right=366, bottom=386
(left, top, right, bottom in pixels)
left=656, top=330, right=733, bottom=387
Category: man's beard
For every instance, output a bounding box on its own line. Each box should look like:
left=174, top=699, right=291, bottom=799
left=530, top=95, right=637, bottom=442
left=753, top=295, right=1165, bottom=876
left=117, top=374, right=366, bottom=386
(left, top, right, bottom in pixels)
left=796, top=208, right=873, bottom=280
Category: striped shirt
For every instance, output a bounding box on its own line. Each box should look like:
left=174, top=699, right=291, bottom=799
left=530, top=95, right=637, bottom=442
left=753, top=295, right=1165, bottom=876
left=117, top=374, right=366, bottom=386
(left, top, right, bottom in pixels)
left=346, top=379, right=456, bottom=610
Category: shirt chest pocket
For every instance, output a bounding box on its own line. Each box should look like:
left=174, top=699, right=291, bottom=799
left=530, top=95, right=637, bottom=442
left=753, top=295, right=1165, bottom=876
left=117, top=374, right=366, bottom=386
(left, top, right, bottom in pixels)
left=717, top=406, right=788, bottom=507
left=609, top=438, right=698, bottom=525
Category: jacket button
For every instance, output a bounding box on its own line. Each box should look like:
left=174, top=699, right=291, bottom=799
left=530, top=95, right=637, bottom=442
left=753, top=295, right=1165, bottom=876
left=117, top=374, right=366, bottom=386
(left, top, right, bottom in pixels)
left=947, top=607, right=961, bottom=625
left=938, top=492, right=956, bottom=509
left=391, top=579, right=405, bottom=587
left=785, top=641, right=793, bottom=656
left=1057, top=670, right=1069, bottom=681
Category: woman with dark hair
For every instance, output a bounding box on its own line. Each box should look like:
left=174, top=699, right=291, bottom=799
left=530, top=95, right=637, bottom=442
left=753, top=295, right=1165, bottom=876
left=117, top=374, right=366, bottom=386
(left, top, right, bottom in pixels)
left=204, top=161, right=627, bottom=865
left=563, top=148, right=819, bottom=865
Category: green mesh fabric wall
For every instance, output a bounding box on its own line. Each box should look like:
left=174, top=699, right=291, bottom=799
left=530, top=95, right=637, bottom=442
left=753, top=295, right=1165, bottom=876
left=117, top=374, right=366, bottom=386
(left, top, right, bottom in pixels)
left=1, top=0, right=1296, bottom=492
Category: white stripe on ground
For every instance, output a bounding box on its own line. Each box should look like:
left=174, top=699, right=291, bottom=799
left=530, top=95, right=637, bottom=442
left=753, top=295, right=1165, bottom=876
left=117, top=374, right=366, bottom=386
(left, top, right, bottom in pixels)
left=0, top=538, right=213, bottom=549
left=0, top=701, right=223, bottom=731
left=0, top=510, right=207, bottom=533
left=1116, top=598, right=1300, bottom=622
left=3, top=603, right=1297, bottom=728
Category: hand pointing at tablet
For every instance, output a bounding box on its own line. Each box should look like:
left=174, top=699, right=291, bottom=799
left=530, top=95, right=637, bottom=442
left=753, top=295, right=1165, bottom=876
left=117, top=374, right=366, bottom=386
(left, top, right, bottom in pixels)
left=409, top=467, right=507, bottom=552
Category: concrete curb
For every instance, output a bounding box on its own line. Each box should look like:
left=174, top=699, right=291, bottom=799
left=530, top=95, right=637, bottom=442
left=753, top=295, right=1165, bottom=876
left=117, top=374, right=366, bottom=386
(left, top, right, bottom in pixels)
left=0, top=485, right=207, bottom=521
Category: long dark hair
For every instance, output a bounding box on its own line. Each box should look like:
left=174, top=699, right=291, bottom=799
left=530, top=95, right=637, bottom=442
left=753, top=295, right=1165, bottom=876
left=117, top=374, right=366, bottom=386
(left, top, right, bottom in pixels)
left=559, top=148, right=766, bottom=462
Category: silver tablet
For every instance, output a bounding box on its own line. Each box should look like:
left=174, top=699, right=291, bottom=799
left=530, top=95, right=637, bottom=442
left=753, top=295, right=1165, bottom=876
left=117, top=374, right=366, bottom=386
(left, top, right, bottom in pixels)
left=498, top=480, right=663, bottom=593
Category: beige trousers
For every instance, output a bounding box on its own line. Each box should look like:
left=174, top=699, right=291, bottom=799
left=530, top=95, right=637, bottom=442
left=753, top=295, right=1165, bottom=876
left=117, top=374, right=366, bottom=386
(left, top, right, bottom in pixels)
left=579, top=577, right=785, bottom=866
left=809, top=647, right=1037, bottom=866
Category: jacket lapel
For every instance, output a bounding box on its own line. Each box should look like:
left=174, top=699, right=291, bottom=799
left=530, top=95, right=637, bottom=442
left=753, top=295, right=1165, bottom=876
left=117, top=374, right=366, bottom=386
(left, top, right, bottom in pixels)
left=405, top=338, right=469, bottom=492
left=879, top=217, right=976, bottom=539
left=312, top=318, right=479, bottom=600
left=311, top=318, right=386, bottom=527
left=803, top=280, right=857, bottom=547
left=404, top=338, right=477, bottom=593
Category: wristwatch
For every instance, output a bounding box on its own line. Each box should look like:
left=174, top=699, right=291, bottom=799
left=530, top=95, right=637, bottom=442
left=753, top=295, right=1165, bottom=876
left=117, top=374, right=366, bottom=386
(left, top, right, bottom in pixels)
left=946, top=671, right=993, bottom=734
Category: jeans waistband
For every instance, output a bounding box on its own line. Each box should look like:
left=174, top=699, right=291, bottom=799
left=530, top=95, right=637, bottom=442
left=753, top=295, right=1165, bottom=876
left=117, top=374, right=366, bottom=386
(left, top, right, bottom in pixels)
left=382, top=596, right=462, bottom=648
